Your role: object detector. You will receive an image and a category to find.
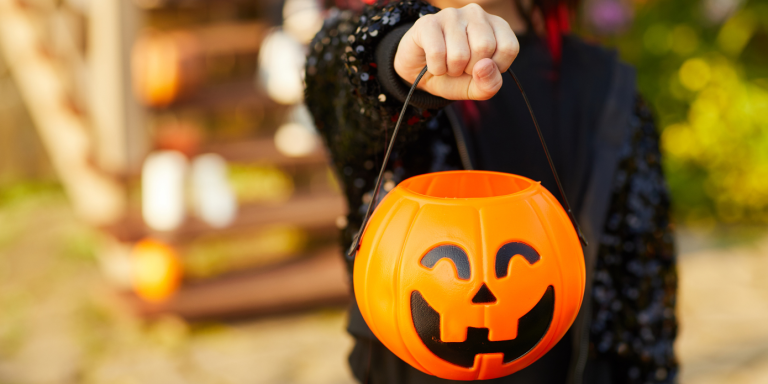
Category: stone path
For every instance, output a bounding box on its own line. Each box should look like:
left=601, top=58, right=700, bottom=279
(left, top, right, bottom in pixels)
left=0, top=191, right=767, bottom=384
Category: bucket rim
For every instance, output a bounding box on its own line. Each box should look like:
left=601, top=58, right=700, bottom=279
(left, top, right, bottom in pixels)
left=395, top=170, right=541, bottom=201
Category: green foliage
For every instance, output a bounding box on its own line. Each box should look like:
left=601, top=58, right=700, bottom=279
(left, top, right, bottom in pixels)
left=607, top=0, right=768, bottom=224
left=0, top=180, right=63, bottom=208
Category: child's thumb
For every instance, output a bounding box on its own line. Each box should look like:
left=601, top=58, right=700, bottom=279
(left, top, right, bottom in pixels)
left=467, top=59, right=503, bottom=100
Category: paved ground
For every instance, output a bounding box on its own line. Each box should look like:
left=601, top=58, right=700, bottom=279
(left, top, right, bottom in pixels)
left=0, top=190, right=357, bottom=384
left=676, top=229, right=768, bottom=384
left=0, top=190, right=767, bottom=384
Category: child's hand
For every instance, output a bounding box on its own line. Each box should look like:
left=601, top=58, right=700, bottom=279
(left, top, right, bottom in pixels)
left=394, top=3, right=519, bottom=101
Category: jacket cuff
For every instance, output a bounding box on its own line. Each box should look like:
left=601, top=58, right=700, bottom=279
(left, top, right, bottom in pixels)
left=375, top=23, right=452, bottom=110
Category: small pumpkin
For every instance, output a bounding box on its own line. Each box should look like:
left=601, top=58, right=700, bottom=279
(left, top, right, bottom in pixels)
left=131, top=238, right=182, bottom=302
left=354, top=170, right=585, bottom=380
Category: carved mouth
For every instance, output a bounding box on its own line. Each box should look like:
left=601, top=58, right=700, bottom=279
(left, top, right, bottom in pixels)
left=410, top=286, right=554, bottom=368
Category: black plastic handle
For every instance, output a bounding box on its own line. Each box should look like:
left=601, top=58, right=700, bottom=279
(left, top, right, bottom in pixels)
left=347, top=65, right=587, bottom=259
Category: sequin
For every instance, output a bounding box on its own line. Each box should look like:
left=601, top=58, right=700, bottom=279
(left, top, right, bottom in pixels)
left=588, top=97, right=678, bottom=384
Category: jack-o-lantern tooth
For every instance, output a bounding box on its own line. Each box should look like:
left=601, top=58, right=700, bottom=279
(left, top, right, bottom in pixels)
left=439, top=301, right=484, bottom=342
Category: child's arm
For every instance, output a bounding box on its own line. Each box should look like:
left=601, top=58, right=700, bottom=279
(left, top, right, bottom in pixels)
left=304, top=1, right=516, bottom=273
left=306, top=0, right=519, bottom=203
left=305, top=2, right=445, bottom=257
left=589, top=95, right=678, bottom=381
left=305, top=2, right=442, bottom=164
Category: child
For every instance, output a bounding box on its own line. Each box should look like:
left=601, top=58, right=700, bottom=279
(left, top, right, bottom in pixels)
left=305, top=1, right=678, bottom=383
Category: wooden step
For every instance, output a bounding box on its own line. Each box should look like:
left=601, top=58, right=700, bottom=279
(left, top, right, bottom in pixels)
left=149, top=80, right=276, bottom=112
left=103, top=192, right=347, bottom=243
left=133, top=22, right=269, bottom=107
left=123, top=246, right=351, bottom=320
left=203, top=137, right=330, bottom=166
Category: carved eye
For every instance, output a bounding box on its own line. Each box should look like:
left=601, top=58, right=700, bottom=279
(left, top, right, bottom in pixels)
left=420, top=245, right=471, bottom=280
left=495, top=242, right=540, bottom=278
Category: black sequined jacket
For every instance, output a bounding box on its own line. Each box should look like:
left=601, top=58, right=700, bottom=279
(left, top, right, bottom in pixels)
left=305, top=2, right=678, bottom=384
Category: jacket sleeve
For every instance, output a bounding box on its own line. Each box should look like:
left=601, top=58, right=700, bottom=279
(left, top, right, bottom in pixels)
left=588, top=95, right=679, bottom=383
left=305, top=1, right=447, bottom=252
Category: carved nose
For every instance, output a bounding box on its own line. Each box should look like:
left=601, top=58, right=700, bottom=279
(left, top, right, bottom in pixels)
left=472, top=283, right=497, bottom=304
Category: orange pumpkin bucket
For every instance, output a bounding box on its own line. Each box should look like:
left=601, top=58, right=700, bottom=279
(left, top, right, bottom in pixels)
left=348, top=67, right=587, bottom=380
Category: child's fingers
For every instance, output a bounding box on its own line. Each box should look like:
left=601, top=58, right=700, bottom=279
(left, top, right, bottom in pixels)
left=412, top=15, right=447, bottom=77
left=419, top=59, right=501, bottom=100
left=464, top=6, right=497, bottom=76
left=394, top=4, right=518, bottom=101
left=467, top=58, right=503, bottom=100
left=488, top=16, right=519, bottom=73
left=440, top=9, right=471, bottom=77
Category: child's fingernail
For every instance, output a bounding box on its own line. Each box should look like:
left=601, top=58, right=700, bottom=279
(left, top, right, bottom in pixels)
left=477, top=62, right=494, bottom=78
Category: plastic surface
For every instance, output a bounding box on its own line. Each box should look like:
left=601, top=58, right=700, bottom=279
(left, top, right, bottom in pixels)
left=354, top=170, right=585, bottom=380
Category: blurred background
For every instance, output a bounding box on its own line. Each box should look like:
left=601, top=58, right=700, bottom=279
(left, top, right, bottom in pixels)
left=0, top=0, right=766, bottom=383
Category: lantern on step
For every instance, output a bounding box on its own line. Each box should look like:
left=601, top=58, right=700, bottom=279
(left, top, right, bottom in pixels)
left=131, top=238, right=182, bottom=302
left=349, top=68, right=587, bottom=380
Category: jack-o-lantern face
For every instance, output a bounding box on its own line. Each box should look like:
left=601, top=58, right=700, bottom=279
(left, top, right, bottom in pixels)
left=411, top=243, right=555, bottom=368
left=354, top=171, right=585, bottom=381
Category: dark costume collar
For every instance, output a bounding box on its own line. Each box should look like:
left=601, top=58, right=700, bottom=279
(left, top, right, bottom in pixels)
left=451, top=34, right=617, bottom=218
